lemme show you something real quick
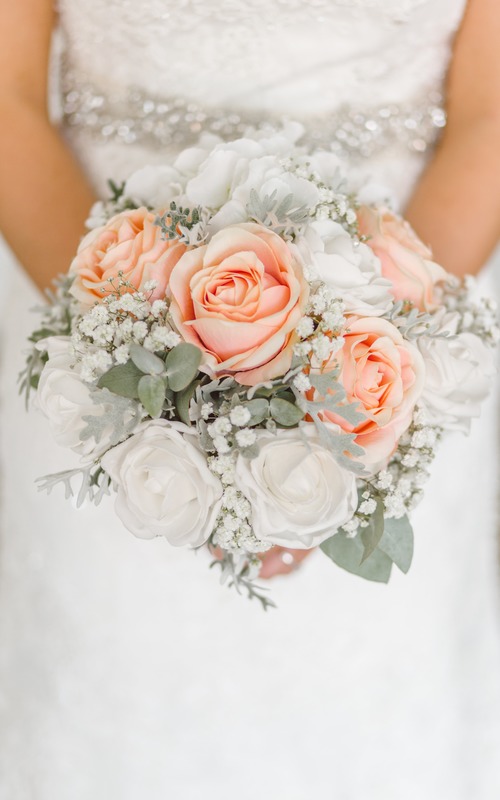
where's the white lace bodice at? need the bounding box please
[58,0,466,111]
[56,0,467,167]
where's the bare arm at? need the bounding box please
[405,0,500,276]
[0,0,96,293]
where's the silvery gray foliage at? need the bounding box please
[311,416,366,475]
[20,275,77,405]
[154,202,209,245]
[210,550,276,611]
[36,465,111,507]
[81,388,143,448]
[246,188,310,235]
[384,302,452,340]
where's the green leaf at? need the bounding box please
[378,515,414,574]
[129,342,165,375]
[360,498,385,563]
[243,398,269,426]
[138,374,167,418]
[174,379,201,426]
[320,532,393,583]
[269,397,304,427]
[165,343,202,392]
[97,360,143,399]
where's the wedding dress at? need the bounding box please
[1,1,500,798]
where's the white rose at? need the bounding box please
[124,165,184,208]
[101,420,223,546]
[36,336,117,457]
[234,424,358,549]
[299,219,393,316]
[417,313,496,433]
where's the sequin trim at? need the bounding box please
[61,79,446,157]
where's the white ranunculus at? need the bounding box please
[305,150,344,187]
[184,129,306,214]
[101,420,223,546]
[36,336,115,457]
[234,424,358,549]
[417,313,496,433]
[124,165,185,208]
[299,219,393,316]
[185,138,265,208]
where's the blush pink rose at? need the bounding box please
[70,208,186,306]
[318,316,425,468]
[357,206,447,311]
[168,223,309,386]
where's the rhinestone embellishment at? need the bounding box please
[61,78,446,158]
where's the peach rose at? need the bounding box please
[319,317,425,468]
[70,208,186,306]
[168,223,309,386]
[357,206,447,311]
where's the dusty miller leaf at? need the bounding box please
[307,372,365,426]
[81,388,142,447]
[246,188,309,231]
[312,416,366,475]
[36,465,111,508]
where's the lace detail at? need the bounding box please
[61,76,446,157]
[57,0,467,118]
[115,0,433,28]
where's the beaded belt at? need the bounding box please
[61,77,446,158]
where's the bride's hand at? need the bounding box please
[258,546,314,579]
[210,545,314,579]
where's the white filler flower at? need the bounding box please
[101,420,223,546]
[234,424,358,549]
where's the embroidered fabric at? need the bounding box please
[57,0,465,115]
[61,76,446,157]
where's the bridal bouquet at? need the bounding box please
[23,125,498,607]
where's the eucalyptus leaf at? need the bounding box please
[269,397,304,427]
[97,360,143,399]
[238,443,260,460]
[243,398,269,426]
[165,343,202,392]
[320,532,393,583]
[378,515,414,574]
[138,374,166,418]
[175,379,201,426]
[129,342,165,375]
[360,498,385,563]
